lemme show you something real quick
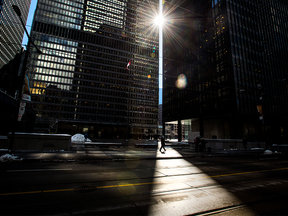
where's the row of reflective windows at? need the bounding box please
[31,90,157,108]
[33,107,158,124]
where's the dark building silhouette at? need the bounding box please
[27,0,159,139]
[0,0,31,135]
[163,0,288,142]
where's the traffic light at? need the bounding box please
[151,47,156,58]
[146,65,153,83]
[148,71,152,79]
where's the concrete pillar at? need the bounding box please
[178,119,182,142]
[200,115,204,137]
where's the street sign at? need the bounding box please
[22,94,31,101]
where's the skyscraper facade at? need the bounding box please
[28,0,159,139]
[0,0,31,69]
[163,0,288,142]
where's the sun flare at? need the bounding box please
[154,15,164,26]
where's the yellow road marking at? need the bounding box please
[43,189,74,193]
[0,191,43,196]
[1,167,287,196]
[97,184,119,189]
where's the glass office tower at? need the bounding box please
[163,0,288,142]
[28,0,159,139]
[226,0,288,141]
[0,0,31,69]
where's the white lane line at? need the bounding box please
[193,162,208,164]
[77,151,85,153]
[7,168,72,172]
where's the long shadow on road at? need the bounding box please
[1,144,288,215]
[0,146,160,215]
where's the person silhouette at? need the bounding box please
[194,136,200,152]
[160,136,166,152]
[84,133,88,142]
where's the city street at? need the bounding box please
[1,146,288,215]
[1,1,288,216]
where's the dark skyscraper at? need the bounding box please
[28,0,159,139]
[163,0,288,142]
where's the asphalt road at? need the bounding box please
[1,149,288,215]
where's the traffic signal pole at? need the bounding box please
[9,5,42,153]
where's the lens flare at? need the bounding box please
[175,74,187,89]
[154,15,164,26]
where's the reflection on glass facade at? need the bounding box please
[28,0,159,139]
[32,35,77,91]
[84,0,125,32]
[163,0,288,141]
[35,0,82,30]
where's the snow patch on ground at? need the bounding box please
[0,154,22,162]
[263,150,273,155]
[71,133,91,143]
[250,147,264,150]
[263,149,282,155]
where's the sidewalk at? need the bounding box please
[0,144,278,163]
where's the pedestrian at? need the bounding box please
[194,136,200,152]
[84,133,88,142]
[160,136,166,152]
[201,137,206,152]
[242,136,247,150]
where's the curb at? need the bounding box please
[1,149,286,163]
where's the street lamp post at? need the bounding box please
[8,5,42,153]
[157,0,164,136]
[11,5,42,55]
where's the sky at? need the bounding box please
[22,0,38,47]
